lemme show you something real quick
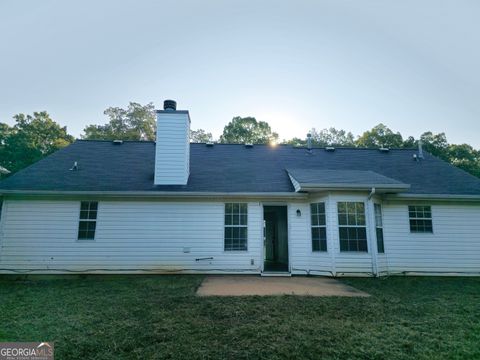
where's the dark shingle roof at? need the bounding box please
[1,140,480,195]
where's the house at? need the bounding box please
[1,100,480,276]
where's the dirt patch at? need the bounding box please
[196,275,370,297]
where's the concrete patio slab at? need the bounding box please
[196,275,369,297]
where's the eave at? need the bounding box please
[385,193,480,202]
[0,190,308,200]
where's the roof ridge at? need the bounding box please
[73,140,419,151]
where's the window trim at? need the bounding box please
[374,203,385,253]
[310,202,328,252]
[337,201,368,253]
[223,203,248,252]
[77,201,98,241]
[0,200,4,229]
[408,205,433,234]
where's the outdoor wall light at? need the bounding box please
[296,209,301,217]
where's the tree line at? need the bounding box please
[1,102,479,178]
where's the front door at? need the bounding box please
[263,206,288,272]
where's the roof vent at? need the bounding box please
[206,142,214,147]
[325,147,335,152]
[69,161,78,171]
[245,143,253,148]
[163,99,177,111]
[113,139,123,145]
[306,133,312,150]
[379,147,389,152]
[418,140,424,159]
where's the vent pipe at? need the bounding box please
[69,161,78,171]
[418,140,424,159]
[307,133,312,150]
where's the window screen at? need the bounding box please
[338,202,367,252]
[374,204,385,253]
[78,201,98,240]
[224,203,248,251]
[408,205,433,233]
[311,203,327,251]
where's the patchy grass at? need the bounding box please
[0,275,479,359]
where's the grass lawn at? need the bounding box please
[0,275,479,359]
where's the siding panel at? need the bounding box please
[383,203,480,274]
[0,200,262,274]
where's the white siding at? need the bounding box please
[154,111,190,185]
[289,202,332,276]
[2,197,480,276]
[382,202,480,274]
[0,200,262,274]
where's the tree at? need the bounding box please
[0,112,74,173]
[356,124,404,148]
[418,131,449,160]
[190,129,213,143]
[219,117,279,144]
[447,144,480,178]
[83,102,156,141]
[0,123,12,147]
[285,127,355,147]
[311,127,355,147]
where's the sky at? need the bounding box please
[1,0,479,146]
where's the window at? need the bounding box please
[224,203,248,251]
[311,203,327,251]
[374,204,385,253]
[338,202,367,252]
[409,205,432,233]
[78,201,98,240]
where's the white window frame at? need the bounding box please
[337,201,368,253]
[408,205,433,233]
[374,203,385,253]
[310,202,327,252]
[77,201,98,241]
[224,203,248,251]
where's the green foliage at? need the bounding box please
[445,143,480,178]
[418,131,449,159]
[356,123,404,148]
[0,112,74,174]
[190,129,213,143]
[313,127,356,147]
[82,102,156,141]
[287,127,355,147]
[220,116,279,144]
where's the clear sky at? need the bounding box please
[1,0,479,146]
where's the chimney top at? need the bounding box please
[163,99,177,111]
